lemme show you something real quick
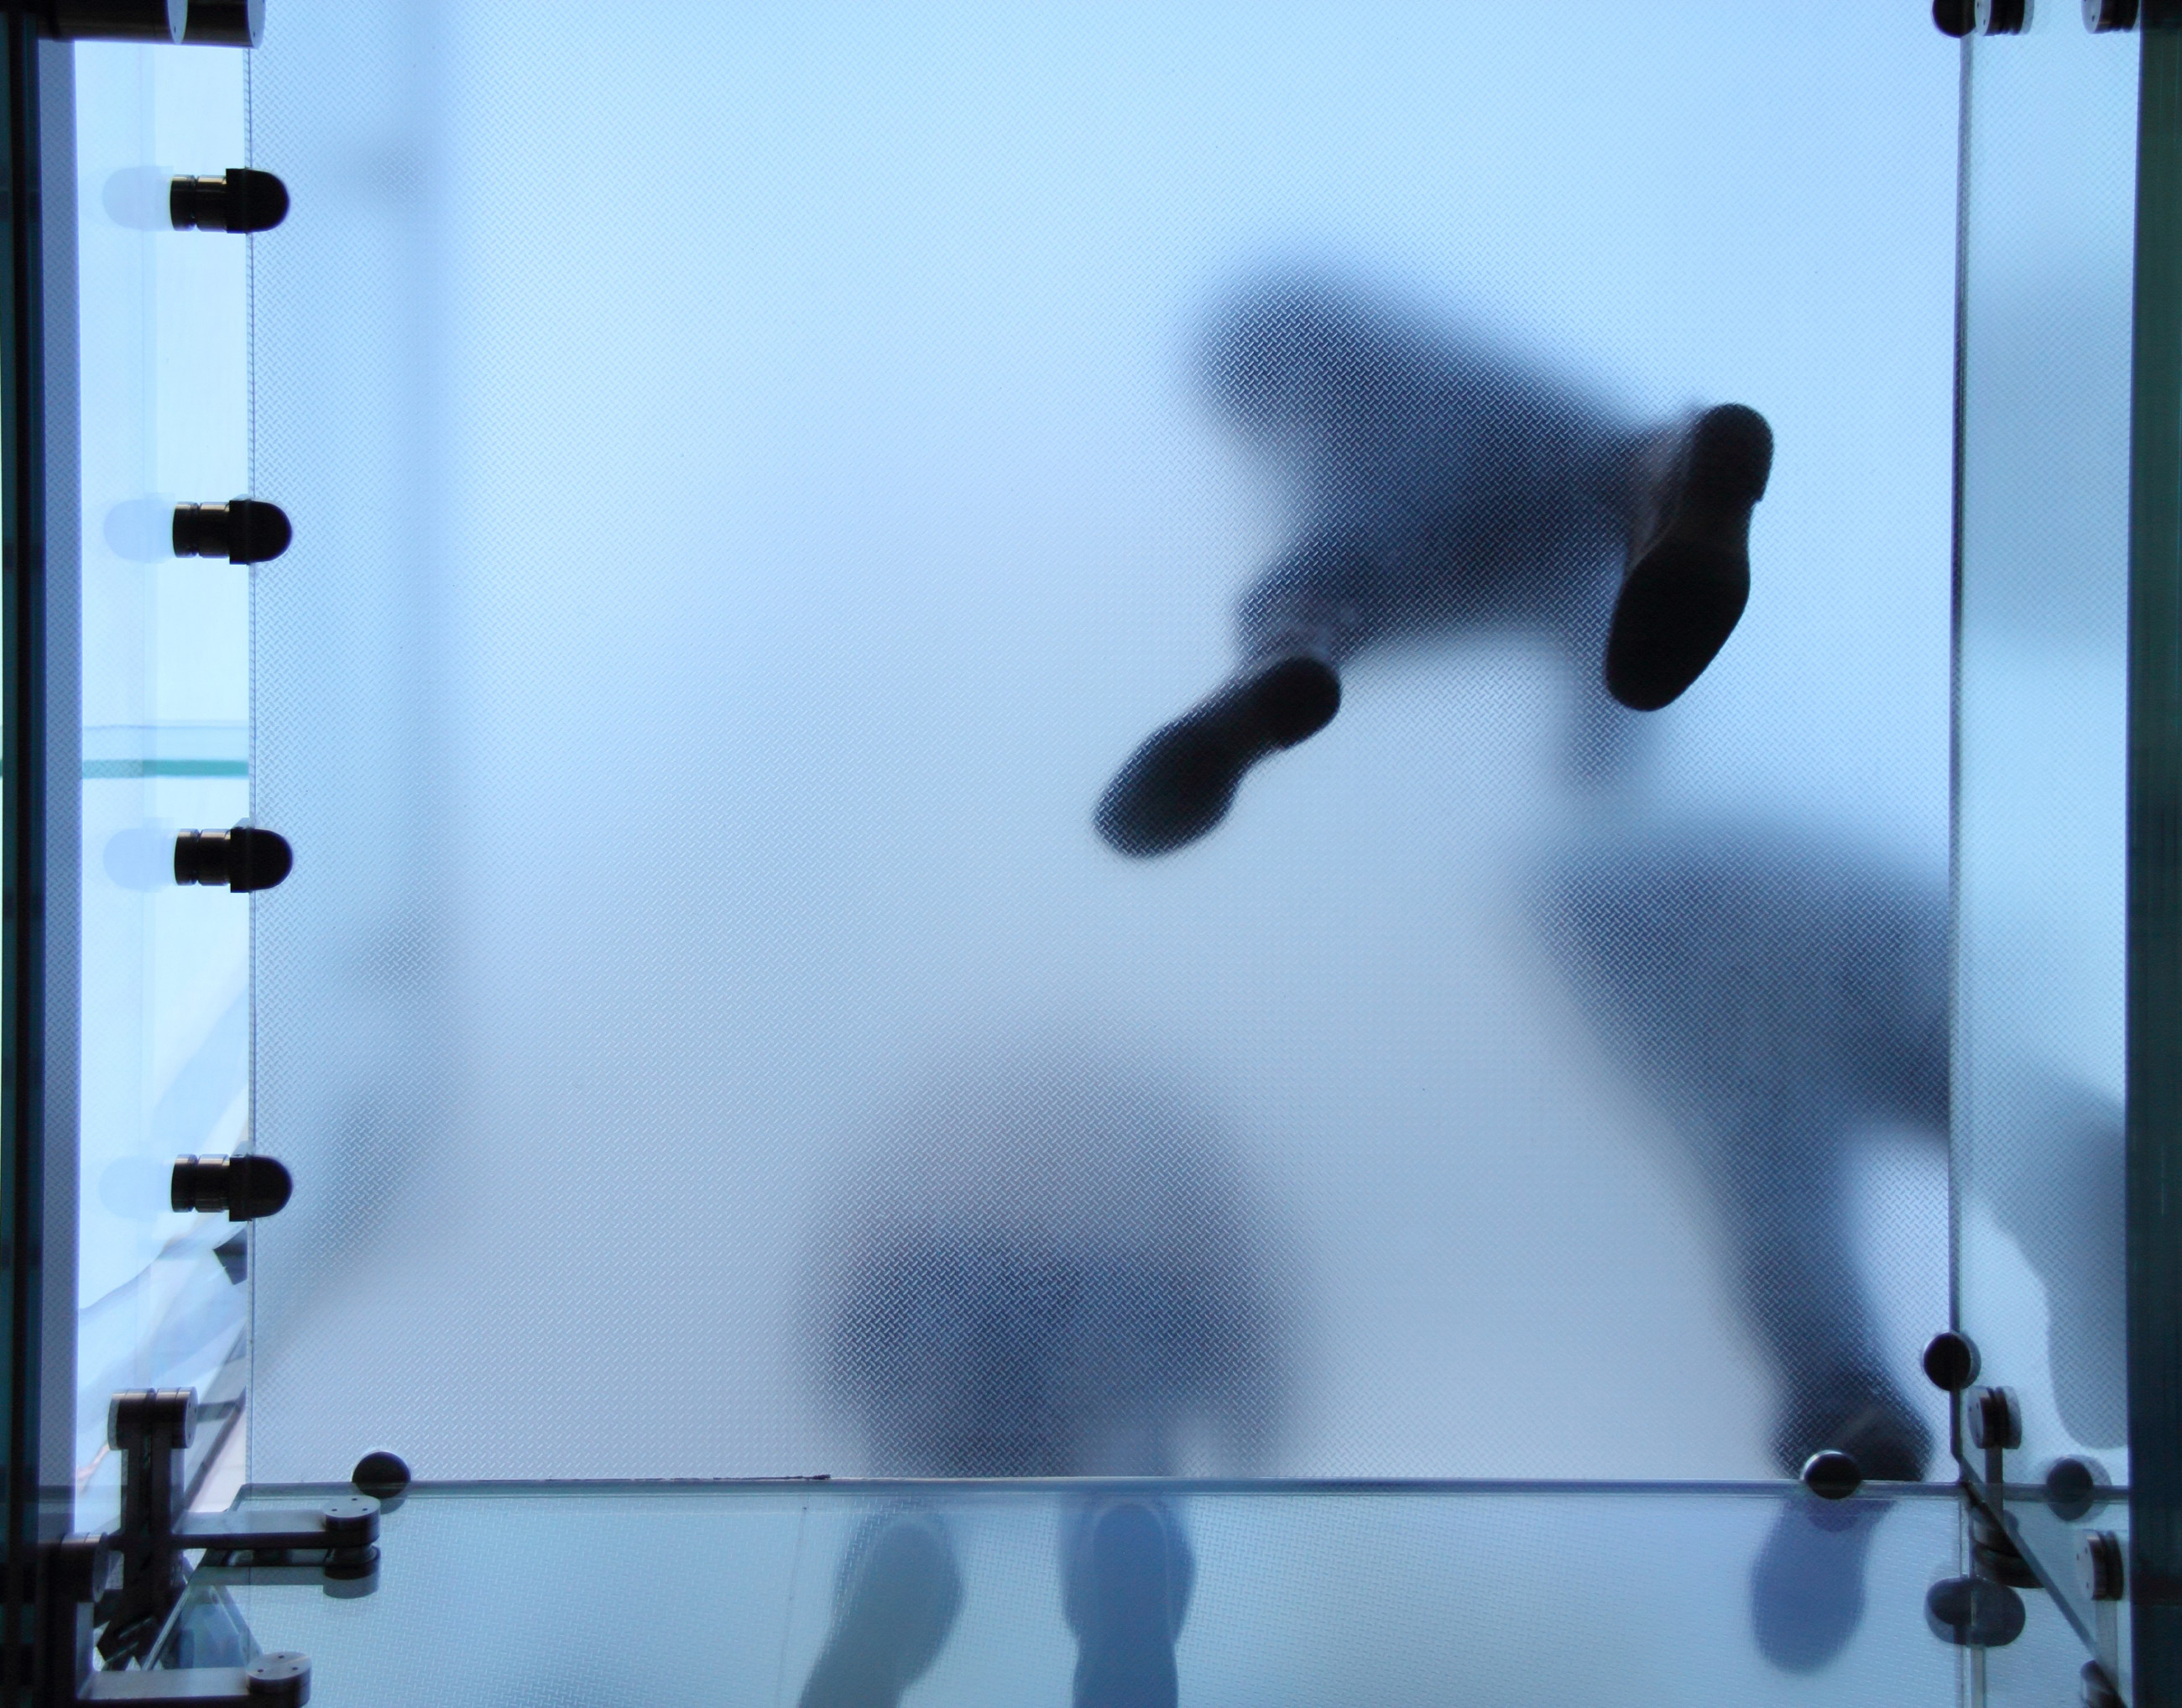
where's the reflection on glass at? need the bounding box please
[247,0,1994,1681]
[197,1481,1965,1708]
[73,40,252,1527]
[1955,18,2137,1486]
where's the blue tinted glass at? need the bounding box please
[1954,13,2136,1501]
[249,2,1963,1499]
[72,39,252,1529]
[199,1481,1967,1707]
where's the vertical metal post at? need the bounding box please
[1,13,51,1708]
[0,17,76,1705]
[2129,22,2182,1707]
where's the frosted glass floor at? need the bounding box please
[177,1479,2012,1707]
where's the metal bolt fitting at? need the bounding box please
[2079,1531,2126,1601]
[1967,1386,2023,1450]
[244,1652,311,1705]
[1800,1449,1865,1500]
[1924,1329,1981,1392]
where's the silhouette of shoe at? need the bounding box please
[1605,403,1772,711]
[1751,1495,1887,1674]
[1063,1501,1193,1708]
[1096,656,1340,856]
[1751,1392,1930,1674]
[799,1512,963,1708]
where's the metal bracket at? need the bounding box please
[44,1536,311,1707]
[39,1390,378,1705]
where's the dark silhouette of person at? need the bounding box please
[1095,273,1772,857]
[798,1057,1287,1708]
[1088,273,2125,1671]
[1543,822,2122,1669]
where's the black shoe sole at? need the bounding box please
[1604,403,1772,712]
[1095,656,1340,857]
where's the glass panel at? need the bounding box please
[1998,1477,2132,1703]
[179,1481,1968,1707]
[1953,13,2138,1500]
[72,40,252,1530]
[251,7,1965,1515]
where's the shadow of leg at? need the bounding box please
[799,1511,964,1708]
[1751,1496,1892,1674]
[1062,1500,1195,1708]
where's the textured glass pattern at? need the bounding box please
[197,1481,1967,1708]
[250,1,1965,1575]
[1954,18,2137,1494]
[72,42,252,1530]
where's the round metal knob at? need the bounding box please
[1967,1386,2023,1450]
[1924,1330,1981,1392]
[245,1652,310,1705]
[1800,1449,1865,1500]
[2079,1532,2126,1602]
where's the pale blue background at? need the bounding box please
[248,0,1968,1484]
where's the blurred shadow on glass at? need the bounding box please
[801,1052,1288,1708]
[1091,271,2122,1672]
[1096,270,1770,857]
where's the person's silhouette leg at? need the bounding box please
[1095,656,1341,856]
[1965,1069,2127,1449]
[1094,392,1772,854]
[1061,1499,1195,1708]
[1539,835,1941,1670]
[799,1511,964,1708]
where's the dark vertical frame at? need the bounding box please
[0,13,52,1705]
[2132,25,2182,1708]
[0,17,74,1706]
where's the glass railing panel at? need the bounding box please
[72,36,252,1531]
[175,1481,1971,1707]
[1952,0,2137,1498]
[249,5,1967,1511]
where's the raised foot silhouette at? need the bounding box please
[1096,656,1340,857]
[1605,402,1773,712]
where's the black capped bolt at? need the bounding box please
[352,1449,412,1502]
[39,1,184,42]
[1967,1386,2023,1451]
[181,0,264,47]
[173,499,291,564]
[1924,1329,1981,1392]
[2086,0,2139,27]
[175,825,293,893]
[2044,1455,2110,1521]
[1800,1449,1865,1500]
[1936,0,1979,31]
[172,1153,293,1221]
[107,1387,196,1452]
[2079,1532,2126,1601]
[170,169,288,233]
[1985,0,2033,30]
[1926,1573,2028,1648]
[243,1652,310,1705]
[319,1496,380,1545]
[1971,1505,2044,1588]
